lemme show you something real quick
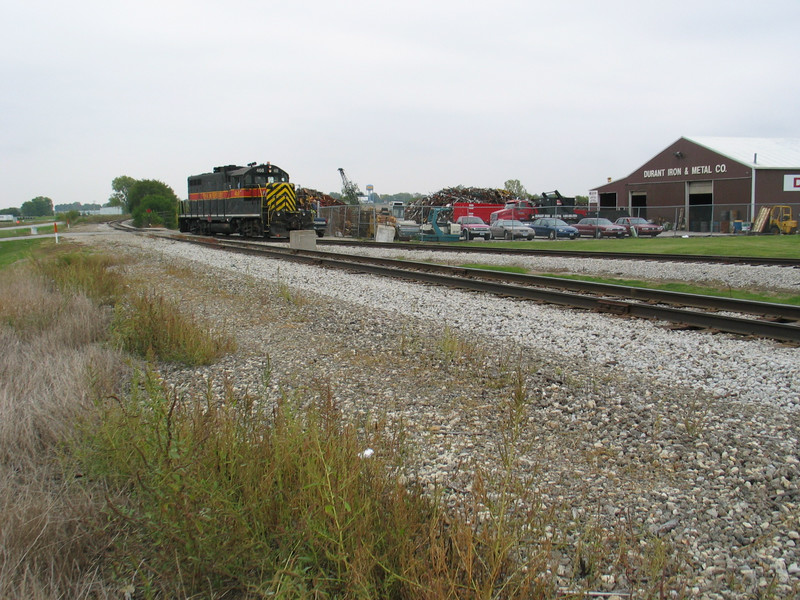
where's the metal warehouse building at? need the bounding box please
[589,137,800,233]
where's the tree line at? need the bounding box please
[1,176,180,227]
[0,196,55,218]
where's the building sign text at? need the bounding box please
[643,163,728,179]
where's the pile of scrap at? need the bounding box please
[297,188,343,209]
[406,187,514,222]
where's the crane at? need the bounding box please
[338,168,363,205]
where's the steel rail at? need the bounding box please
[313,238,800,268]
[210,238,800,320]
[178,236,800,343]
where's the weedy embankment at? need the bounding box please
[1,240,684,599]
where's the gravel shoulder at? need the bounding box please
[80,229,800,599]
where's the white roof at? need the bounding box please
[685,136,800,169]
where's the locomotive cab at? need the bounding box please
[229,163,291,189]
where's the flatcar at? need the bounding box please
[179,163,314,238]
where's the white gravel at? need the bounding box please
[318,244,800,408]
[325,243,800,294]
[176,240,800,411]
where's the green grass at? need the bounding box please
[0,224,55,239]
[0,239,45,268]
[444,234,800,258]
[460,263,800,305]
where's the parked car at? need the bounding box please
[489,219,535,240]
[313,217,328,237]
[574,218,627,238]
[614,216,664,237]
[456,215,492,240]
[529,217,579,240]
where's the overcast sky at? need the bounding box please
[2,0,798,210]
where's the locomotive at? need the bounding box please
[178,163,315,238]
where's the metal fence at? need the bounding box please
[318,205,405,238]
[599,202,800,233]
[318,202,800,237]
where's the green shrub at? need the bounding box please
[131,195,177,229]
[112,291,235,365]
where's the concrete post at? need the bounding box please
[289,230,317,250]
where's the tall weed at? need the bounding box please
[112,291,235,365]
[75,367,562,599]
[33,247,124,305]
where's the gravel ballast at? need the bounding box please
[83,229,799,599]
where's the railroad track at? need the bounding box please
[315,238,800,268]
[137,230,800,344]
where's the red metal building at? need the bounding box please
[590,137,800,232]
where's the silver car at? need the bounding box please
[489,219,535,240]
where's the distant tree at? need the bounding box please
[109,175,138,210]
[503,179,529,200]
[0,207,20,216]
[127,180,179,215]
[21,196,54,217]
[575,195,589,206]
[55,202,103,213]
[132,194,178,229]
[54,202,82,213]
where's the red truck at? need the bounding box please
[454,191,587,225]
[488,200,542,224]
[491,193,588,224]
[452,202,506,224]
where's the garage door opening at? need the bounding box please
[688,181,713,232]
[599,192,617,209]
[631,194,647,219]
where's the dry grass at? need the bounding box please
[0,260,128,599]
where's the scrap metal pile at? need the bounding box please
[297,188,344,209]
[406,186,514,222]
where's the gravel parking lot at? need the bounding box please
[82,228,800,599]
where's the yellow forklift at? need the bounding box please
[754,205,798,234]
[767,205,798,234]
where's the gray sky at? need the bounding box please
[2,0,798,210]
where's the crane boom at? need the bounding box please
[338,168,363,204]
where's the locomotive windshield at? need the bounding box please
[251,164,289,185]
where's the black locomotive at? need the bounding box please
[178,163,315,238]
